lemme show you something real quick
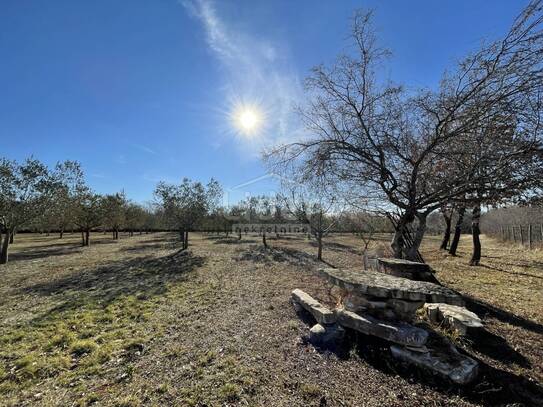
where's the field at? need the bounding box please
[0,232,542,406]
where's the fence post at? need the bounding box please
[501,225,505,240]
[519,225,524,245]
[512,225,516,242]
[528,224,532,249]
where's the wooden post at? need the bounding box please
[512,225,516,242]
[519,225,524,245]
[528,224,533,249]
[501,225,505,240]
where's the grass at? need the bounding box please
[0,231,541,406]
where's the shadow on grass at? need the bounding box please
[464,296,543,335]
[309,240,363,256]
[478,263,543,280]
[20,249,205,322]
[9,245,83,261]
[234,244,338,268]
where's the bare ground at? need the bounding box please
[0,231,541,406]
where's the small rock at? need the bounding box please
[309,323,345,346]
[424,303,483,335]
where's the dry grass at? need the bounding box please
[0,231,541,406]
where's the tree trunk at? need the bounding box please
[449,206,466,256]
[440,212,452,250]
[60,228,64,239]
[1,230,11,264]
[81,230,85,246]
[470,205,481,266]
[317,234,323,260]
[391,211,415,259]
[238,230,242,240]
[84,230,90,246]
[9,231,14,244]
[262,231,267,248]
[406,213,427,261]
[184,231,189,250]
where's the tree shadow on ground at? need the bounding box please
[464,295,543,335]
[478,263,543,280]
[233,244,337,268]
[19,250,205,323]
[465,329,531,367]
[308,240,363,256]
[10,245,83,261]
[213,238,259,245]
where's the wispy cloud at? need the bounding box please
[131,143,159,156]
[181,0,306,156]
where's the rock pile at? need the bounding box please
[291,260,484,385]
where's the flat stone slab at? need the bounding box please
[391,344,479,385]
[291,289,336,324]
[424,303,483,335]
[336,309,428,347]
[320,268,463,305]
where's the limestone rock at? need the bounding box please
[424,303,483,335]
[390,344,479,385]
[320,268,463,306]
[336,309,428,347]
[309,323,345,346]
[291,289,336,324]
[387,299,425,319]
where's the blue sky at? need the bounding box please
[0,0,524,204]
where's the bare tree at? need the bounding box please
[267,4,543,260]
[280,175,339,261]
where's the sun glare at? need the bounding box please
[232,105,263,136]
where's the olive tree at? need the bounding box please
[0,157,52,264]
[154,178,222,249]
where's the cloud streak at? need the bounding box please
[182,0,305,156]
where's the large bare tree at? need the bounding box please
[268,3,543,260]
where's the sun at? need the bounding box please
[232,105,264,136]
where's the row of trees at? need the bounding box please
[267,2,543,265]
[0,158,162,264]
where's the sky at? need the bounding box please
[0,0,526,204]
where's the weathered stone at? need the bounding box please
[376,258,440,283]
[336,309,428,347]
[424,303,483,335]
[390,344,479,385]
[320,268,463,306]
[309,323,345,346]
[291,289,336,324]
[387,299,425,317]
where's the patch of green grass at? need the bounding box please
[70,339,98,356]
[219,383,241,402]
[197,350,216,367]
